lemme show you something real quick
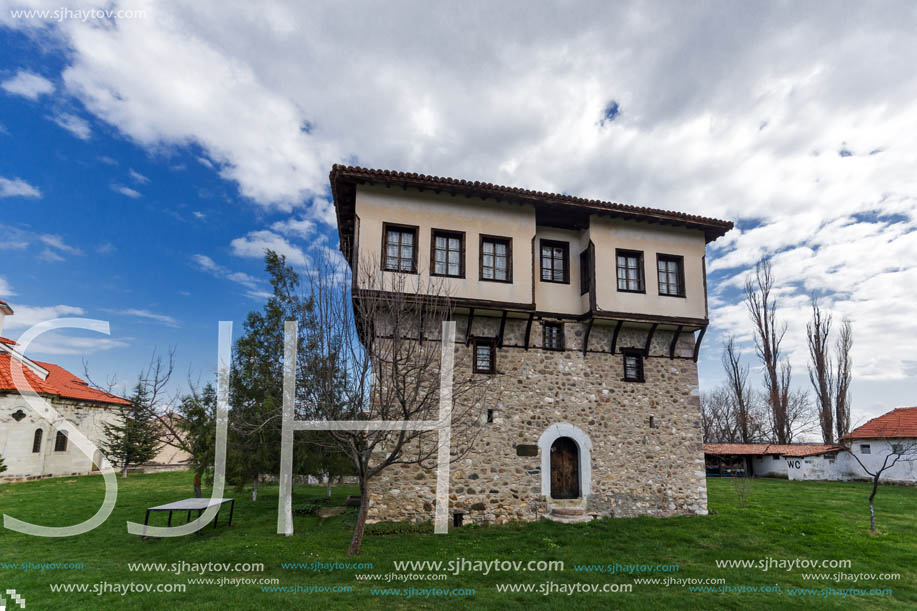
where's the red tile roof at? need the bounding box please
[0,337,18,346]
[704,443,844,457]
[841,407,917,440]
[0,353,130,406]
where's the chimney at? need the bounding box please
[0,299,12,338]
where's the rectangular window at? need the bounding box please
[579,249,591,295]
[616,250,644,292]
[772,455,781,461]
[657,254,685,297]
[32,429,43,453]
[473,338,496,374]
[54,431,68,452]
[860,444,871,454]
[480,235,512,282]
[622,351,644,382]
[431,229,464,277]
[543,322,564,350]
[540,240,569,284]
[382,223,418,273]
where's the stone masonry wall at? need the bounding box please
[366,314,708,525]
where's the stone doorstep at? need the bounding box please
[550,507,586,517]
[542,511,594,524]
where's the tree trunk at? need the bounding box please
[869,476,879,533]
[326,473,332,498]
[121,463,129,479]
[347,483,370,556]
[193,473,202,498]
[252,478,258,502]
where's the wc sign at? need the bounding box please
[1,588,26,610]
[786,459,801,469]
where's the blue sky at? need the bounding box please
[1,2,916,433]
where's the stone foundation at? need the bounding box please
[367,315,709,525]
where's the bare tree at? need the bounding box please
[700,387,736,443]
[722,336,755,442]
[844,434,917,533]
[834,318,853,440]
[303,251,493,555]
[744,258,793,444]
[783,386,817,443]
[807,298,834,443]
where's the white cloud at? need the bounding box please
[96,242,116,254]
[25,332,130,356]
[129,168,150,184]
[110,183,141,198]
[0,176,41,198]
[2,304,87,330]
[38,248,65,263]
[0,70,54,99]
[0,225,83,261]
[39,233,82,255]
[50,112,91,139]
[230,229,308,266]
[192,210,206,220]
[0,276,15,297]
[105,308,179,327]
[191,253,260,291]
[270,215,314,239]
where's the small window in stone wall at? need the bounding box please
[32,428,43,453]
[516,444,538,457]
[543,322,564,351]
[622,351,644,382]
[486,409,494,423]
[860,444,871,454]
[12,409,26,422]
[473,338,496,373]
[648,416,655,429]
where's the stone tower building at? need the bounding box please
[330,166,732,524]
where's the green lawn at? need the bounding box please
[0,472,914,609]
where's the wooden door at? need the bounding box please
[550,437,580,499]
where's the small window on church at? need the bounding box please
[32,429,43,453]
[54,431,68,452]
[487,409,494,423]
[12,409,26,422]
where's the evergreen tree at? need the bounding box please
[177,382,217,497]
[101,378,162,478]
[0,451,7,474]
[229,250,353,501]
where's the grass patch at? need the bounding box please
[0,472,914,609]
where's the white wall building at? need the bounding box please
[0,300,129,483]
[706,408,917,484]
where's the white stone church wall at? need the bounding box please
[0,394,119,482]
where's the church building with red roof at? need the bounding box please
[0,300,129,482]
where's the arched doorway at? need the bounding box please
[538,423,592,501]
[550,437,580,499]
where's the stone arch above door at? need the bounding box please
[538,423,592,499]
